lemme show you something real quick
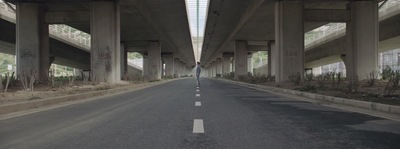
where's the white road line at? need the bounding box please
[196,94,200,97]
[196,89,200,92]
[196,86,199,89]
[195,101,201,106]
[193,119,204,133]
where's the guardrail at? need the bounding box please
[0,1,91,48]
[304,0,400,47]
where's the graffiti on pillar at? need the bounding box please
[94,45,112,72]
[20,49,36,58]
[284,48,298,57]
[19,48,36,70]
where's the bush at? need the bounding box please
[366,71,378,87]
[223,72,235,80]
[289,72,302,85]
[383,70,400,96]
[382,66,393,80]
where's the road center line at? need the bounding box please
[195,101,201,106]
[196,89,200,92]
[196,94,200,97]
[193,119,204,133]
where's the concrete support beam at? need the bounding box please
[146,42,161,81]
[163,54,174,77]
[305,9,350,22]
[270,41,277,76]
[16,3,49,82]
[346,1,378,81]
[234,41,248,78]
[222,53,232,75]
[120,43,127,79]
[174,58,181,78]
[90,1,120,83]
[142,53,148,76]
[216,58,222,76]
[275,0,304,82]
[45,11,90,24]
[212,62,216,77]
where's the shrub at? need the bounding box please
[381,66,393,80]
[366,71,378,87]
[383,70,400,96]
[289,72,302,85]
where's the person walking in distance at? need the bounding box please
[196,62,201,86]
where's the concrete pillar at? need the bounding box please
[16,3,49,82]
[163,54,174,77]
[213,62,217,77]
[270,42,277,76]
[142,53,148,76]
[174,58,181,77]
[346,1,378,81]
[231,57,235,72]
[267,42,272,76]
[147,42,161,80]
[275,0,304,82]
[216,58,222,77]
[234,41,248,78]
[90,1,120,83]
[247,53,253,74]
[222,53,232,75]
[120,43,127,79]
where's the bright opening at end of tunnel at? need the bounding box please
[186,0,209,63]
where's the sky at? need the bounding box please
[186,0,208,62]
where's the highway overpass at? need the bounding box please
[200,0,398,82]
[2,0,195,83]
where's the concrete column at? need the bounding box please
[267,42,271,76]
[270,42,277,76]
[216,58,222,77]
[90,1,120,83]
[174,58,181,77]
[231,58,235,72]
[142,53,148,76]
[163,54,174,77]
[234,41,248,78]
[147,42,161,80]
[16,3,49,82]
[346,1,378,81]
[222,53,232,75]
[210,62,214,77]
[247,53,253,74]
[275,0,304,82]
[120,43,127,79]
[213,62,217,77]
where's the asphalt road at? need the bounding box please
[1,78,400,149]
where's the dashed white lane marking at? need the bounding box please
[193,119,204,133]
[195,102,201,106]
[196,89,200,92]
[196,86,199,89]
[196,94,200,97]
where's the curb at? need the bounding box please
[217,78,400,116]
[0,78,181,116]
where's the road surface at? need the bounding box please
[1,78,399,149]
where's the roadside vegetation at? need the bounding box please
[221,69,400,106]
